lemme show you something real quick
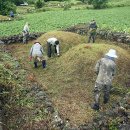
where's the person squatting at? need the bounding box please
[47,37,60,57]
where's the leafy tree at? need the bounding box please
[35,0,44,8]
[91,0,108,9]
[11,0,24,6]
[27,0,36,4]
[0,0,16,15]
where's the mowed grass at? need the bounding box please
[8,31,130,126]
[0,6,130,37]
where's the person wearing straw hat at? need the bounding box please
[92,49,118,110]
[29,41,46,68]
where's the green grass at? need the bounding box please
[108,0,130,7]
[17,5,35,14]
[0,6,130,37]
[8,31,130,126]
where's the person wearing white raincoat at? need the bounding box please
[30,42,46,68]
[47,37,60,57]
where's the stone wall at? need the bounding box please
[0,32,44,44]
[64,23,130,44]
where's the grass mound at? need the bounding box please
[8,31,130,126]
[41,43,130,125]
[37,31,87,54]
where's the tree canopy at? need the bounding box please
[91,0,108,9]
[0,0,16,15]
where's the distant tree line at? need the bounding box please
[0,0,16,15]
[81,0,108,9]
[0,0,108,15]
[0,0,38,15]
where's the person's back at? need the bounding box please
[47,37,60,57]
[30,42,45,68]
[92,49,117,110]
[96,57,116,85]
[31,43,43,57]
[10,11,14,18]
[47,38,57,46]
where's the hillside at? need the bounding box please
[8,31,130,126]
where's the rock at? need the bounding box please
[119,124,130,130]
[64,23,130,45]
[0,40,4,44]
[36,91,46,97]
[0,32,44,44]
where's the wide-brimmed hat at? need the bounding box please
[34,41,41,45]
[105,49,118,58]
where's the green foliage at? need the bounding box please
[26,0,36,4]
[107,0,130,7]
[0,51,47,129]
[91,0,108,9]
[0,7,130,36]
[35,0,44,8]
[0,0,16,15]
[63,2,71,10]
[109,119,119,130]
[11,0,24,5]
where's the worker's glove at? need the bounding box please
[29,56,32,61]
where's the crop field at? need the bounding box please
[0,6,130,37]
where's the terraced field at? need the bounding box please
[0,6,130,37]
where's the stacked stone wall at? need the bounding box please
[64,23,130,45]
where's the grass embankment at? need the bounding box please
[0,46,51,129]
[0,6,130,37]
[9,31,130,126]
[0,15,10,21]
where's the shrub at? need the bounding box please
[11,0,24,6]
[63,2,71,10]
[35,0,44,9]
[109,119,119,130]
[89,0,108,9]
[0,1,16,15]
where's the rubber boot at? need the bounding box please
[47,42,51,57]
[42,60,46,68]
[92,103,100,111]
[34,62,38,68]
[103,97,109,104]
